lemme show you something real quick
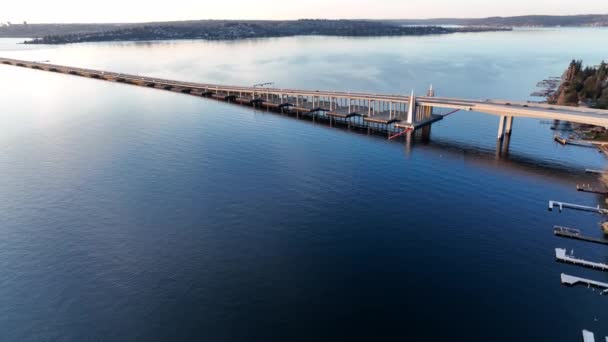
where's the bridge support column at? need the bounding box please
[497,115,506,140]
[505,116,514,136]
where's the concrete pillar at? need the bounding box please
[368,100,372,116]
[505,116,514,135]
[497,115,506,140]
[348,99,351,114]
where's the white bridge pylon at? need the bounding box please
[407,89,416,124]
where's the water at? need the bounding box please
[0,28,607,341]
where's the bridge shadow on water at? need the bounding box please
[254,106,601,185]
[404,133,601,185]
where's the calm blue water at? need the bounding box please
[1,28,607,341]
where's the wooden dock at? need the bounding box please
[561,274,608,295]
[548,200,608,215]
[555,248,608,272]
[553,226,608,245]
[577,184,608,195]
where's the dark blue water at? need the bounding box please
[1,29,607,341]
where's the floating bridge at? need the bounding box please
[3,57,608,140]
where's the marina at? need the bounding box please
[553,226,608,245]
[555,248,608,272]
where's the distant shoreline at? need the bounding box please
[18,20,512,45]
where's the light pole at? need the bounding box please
[253,82,274,101]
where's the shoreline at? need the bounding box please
[22,28,513,45]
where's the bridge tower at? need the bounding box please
[407,86,435,127]
[406,90,416,125]
[426,84,435,97]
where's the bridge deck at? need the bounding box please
[3,57,608,127]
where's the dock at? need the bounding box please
[554,135,596,147]
[561,274,608,294]
[553,226,608,245]
[583,330,595,342]
[555,248,608,272]
[577,184,608,195]
[548,200,608,215]
[586,169,608,175]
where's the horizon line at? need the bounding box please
[2,13,608,26]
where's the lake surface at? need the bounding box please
[1,28,607,341]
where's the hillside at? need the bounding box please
[20,20,510,44]
[1,14,605,39]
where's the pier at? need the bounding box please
[3,57,608,143]
[548,200,608,215]
[555,248,608,272]
[561,274,608,294]
[554,226,608,245]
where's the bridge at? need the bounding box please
[3,56,608,141]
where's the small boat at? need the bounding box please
[602,222,608,235]
[554,135,567,145]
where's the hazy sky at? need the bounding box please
[2,0,607,23]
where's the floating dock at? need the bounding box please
[548,201,608,215]
[561,274,608,295]
[555,248,608,272]
[553,226,608,245]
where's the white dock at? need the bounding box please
[548,200,608,215]
[583,330,595,342]
[556,249,608,272]
[561,274,608,294]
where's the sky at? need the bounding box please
[1,0,607,24]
